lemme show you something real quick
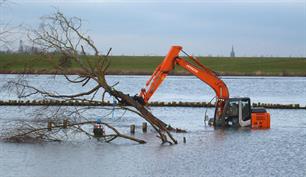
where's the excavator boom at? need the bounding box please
[142,46,229,101]
[139,46,229,121]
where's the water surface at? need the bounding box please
[0,75,305,177]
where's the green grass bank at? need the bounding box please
[0,53,305,76]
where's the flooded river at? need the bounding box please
[0,75,305,177]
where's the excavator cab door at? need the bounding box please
[222,98,251,127]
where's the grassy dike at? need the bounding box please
[0,53,305,76]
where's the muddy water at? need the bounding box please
[0,75,306,177]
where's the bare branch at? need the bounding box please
[1,119,146,144]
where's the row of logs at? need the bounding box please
[0,100,305,109]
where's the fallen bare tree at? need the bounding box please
[1,11,181,144]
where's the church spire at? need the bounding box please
[230,45,235,57]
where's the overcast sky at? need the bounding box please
[1,0,305,57]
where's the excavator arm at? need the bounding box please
[138,46,229,120]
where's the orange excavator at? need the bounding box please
[134,46,270,129]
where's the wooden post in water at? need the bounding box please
[142,122,147,133]
[63,119,68,129]
[47,121,52,131]
[183,137,186,144]
[130,124,135,134]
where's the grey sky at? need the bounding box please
[1,0,305,57]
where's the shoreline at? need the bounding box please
[0,70,306,77]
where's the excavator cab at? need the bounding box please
[216,97,270,129]
[220,98,252,128]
